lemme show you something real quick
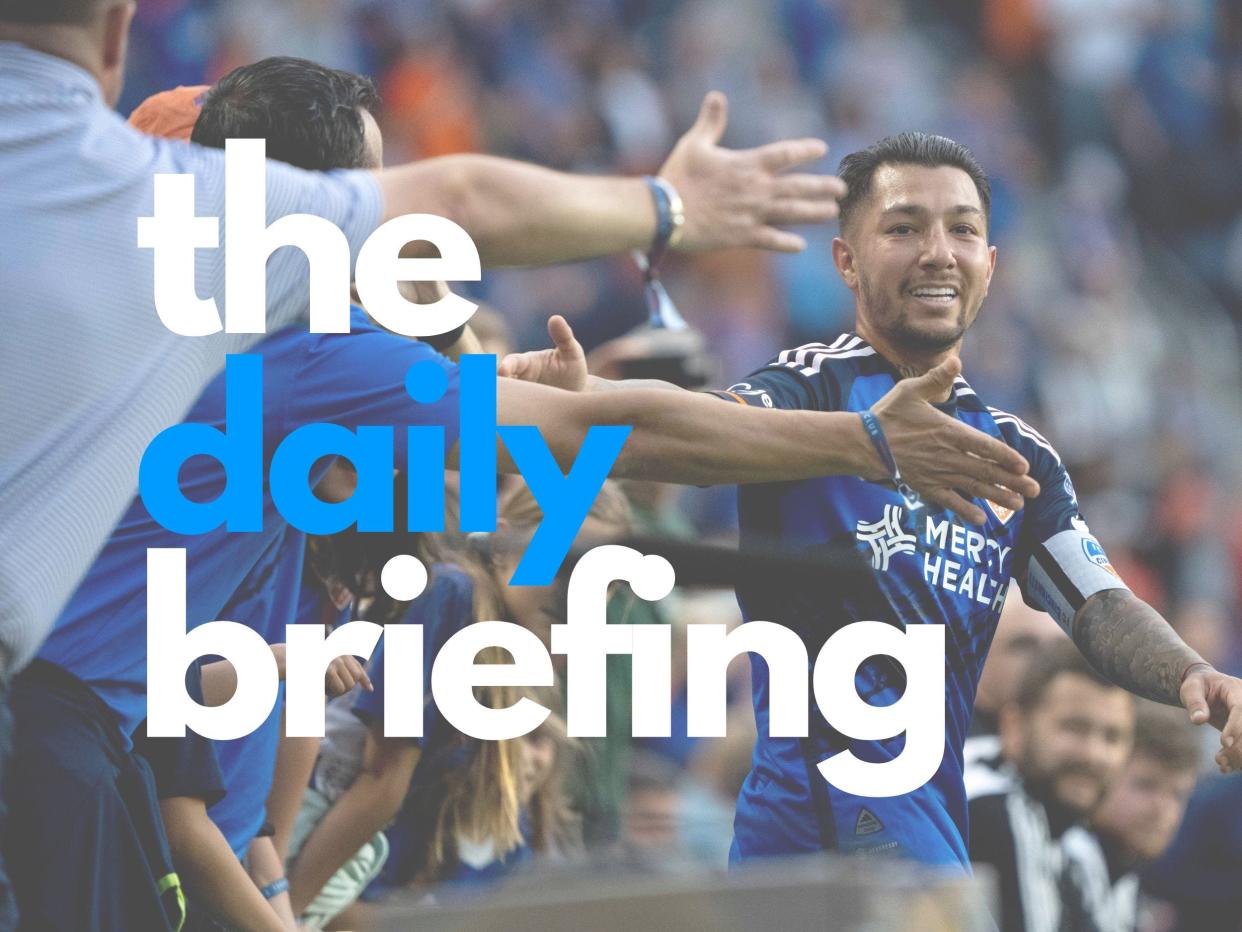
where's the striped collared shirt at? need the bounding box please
[0,42,382,672]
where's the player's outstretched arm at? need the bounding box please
[1070,589,1242,773]
[499,317,1040,524]
[374,92,845,266]
[493,373,1037,525]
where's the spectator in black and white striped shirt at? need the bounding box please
[969,640,1135,932]
[1062,701,1200,932]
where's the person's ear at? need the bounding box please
[832,236,860,291]
[99,2,136,107]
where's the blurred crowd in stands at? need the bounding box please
[115,1,1242,927]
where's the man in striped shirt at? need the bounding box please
[1062,702,1201,932]
[969,640,1135,932]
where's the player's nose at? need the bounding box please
[919,225,956,269]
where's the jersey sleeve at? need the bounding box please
[131,659,226,805]
[1008,426,1129,632]
[709,350,840,412]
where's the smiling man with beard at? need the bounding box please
[1063,701,1201,932]
[500,131,1242,877]
[969,639,1136,932]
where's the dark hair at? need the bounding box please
[0,0,101,25]
[836,132,991,235]
[192,56,380,171]
[1012,639,1120,712]
[304,470,450,625]
[1131,700,1200,773]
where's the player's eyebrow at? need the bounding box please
[879,204,985,218]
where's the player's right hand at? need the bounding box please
[498,315,589,392]
[871,357,1040,525]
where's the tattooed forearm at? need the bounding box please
[1070,589,1206,706]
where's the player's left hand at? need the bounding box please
[1179,664,1242,772]
[659,92,847,254]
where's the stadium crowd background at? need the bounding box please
[112,0,1242,924]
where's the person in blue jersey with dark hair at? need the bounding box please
[498,130,1242,874]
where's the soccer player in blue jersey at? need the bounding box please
[500,131,1242,871]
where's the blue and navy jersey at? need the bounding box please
[712,333,1127,869]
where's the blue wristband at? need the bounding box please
[641,176,685,265]
[259,877,289,900]
[644,175,673,257]
[858,410,923,511]
[637,176,689,331]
